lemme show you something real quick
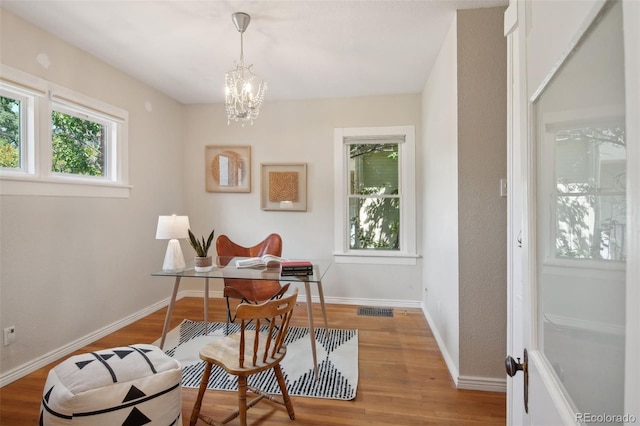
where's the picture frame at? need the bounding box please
[205,145,251,193]
[260,163,307,211]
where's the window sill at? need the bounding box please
[0,175,132,198]
[333,252,420,265]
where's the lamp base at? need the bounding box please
[162,239,186,272]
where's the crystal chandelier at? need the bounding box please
[225,12,267,126]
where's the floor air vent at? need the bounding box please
[357,307,393,317]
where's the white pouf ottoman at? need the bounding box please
[39,343,182,425]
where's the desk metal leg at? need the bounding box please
[303,281,318,379]
[317,280,330,339]
[204,277,209,335]
[159,276,181,350]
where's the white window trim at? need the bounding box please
[333,125,418,265]
[0,86,35,175]
[0,64,131,198]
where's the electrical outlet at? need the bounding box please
[3,326,16,346]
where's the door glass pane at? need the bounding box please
[535,1,626,420]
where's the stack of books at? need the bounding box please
[280,261,313,276]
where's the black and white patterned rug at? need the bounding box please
[155,320,358,400]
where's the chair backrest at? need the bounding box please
[215,233,285,302]
[216,233,282,260]
[236,288,298,368]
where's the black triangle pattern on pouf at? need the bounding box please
[113,349,135,359]
[122,407,152,426]
[75,360,94,370]
[123,385,146,402]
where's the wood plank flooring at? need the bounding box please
[0,298,506,425]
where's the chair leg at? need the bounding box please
[238,375,248,426]
[190,361,213,426]
[274,364,295,420]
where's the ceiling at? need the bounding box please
[1,0,508,105]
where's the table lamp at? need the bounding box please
[156,215,190,272]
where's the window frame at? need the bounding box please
[0,64,130,198]
[0,84,37,176]
[334,125,417,265]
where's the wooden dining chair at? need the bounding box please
[189,289,298,426]
[216,234,289,333]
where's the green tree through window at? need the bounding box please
[0,95,21,168]
[349,143,400,250]
[51,110,106,176]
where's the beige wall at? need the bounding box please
[181,97,423,303]
[422,6,507,385]
[422,14,460,376]
[0,9,185,379]
[457,6,508,380]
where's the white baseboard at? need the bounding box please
[457,375,507,393]
[422,303,506,393]
[422,303,461,386]
[0,297,170,387]
[322,296,422,309]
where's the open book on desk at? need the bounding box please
[235,255,288,269]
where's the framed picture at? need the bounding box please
[260,163,307,211]
[205,145,251,193]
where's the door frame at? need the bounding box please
[505,0,640,423]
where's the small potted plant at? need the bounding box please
[188,229,215,272]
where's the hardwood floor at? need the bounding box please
[0,298,506,425]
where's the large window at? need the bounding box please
[349,142,400,250]
[0,65,129,197]
[334,126,417,264]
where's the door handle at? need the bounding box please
[505,348,528,413]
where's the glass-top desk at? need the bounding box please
[152,257,331,378]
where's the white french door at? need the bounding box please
[505,0,639,424]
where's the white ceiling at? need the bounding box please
[1,0,508,104]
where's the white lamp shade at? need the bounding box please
[156,215,190,240]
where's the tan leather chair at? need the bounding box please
[216,234,289,333]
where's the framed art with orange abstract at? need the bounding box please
[260,163,307,211]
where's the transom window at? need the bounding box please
[0,64,129,197]
[0,92,25,171]
[334,126,417,265]
[51,106,110,178]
